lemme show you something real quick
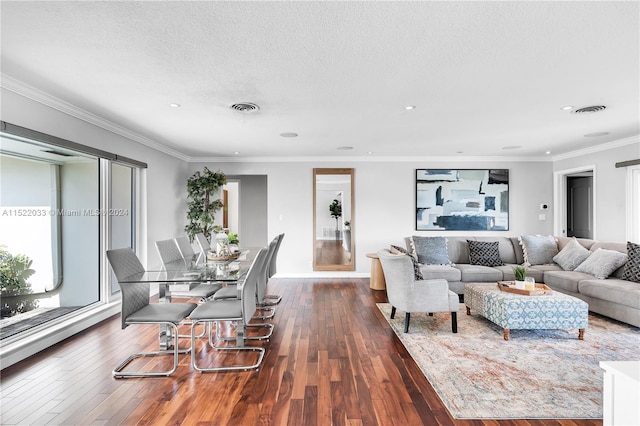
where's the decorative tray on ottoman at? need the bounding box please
[497,281,553,296]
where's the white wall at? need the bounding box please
[192,160,555,274]
[553,140,640,242]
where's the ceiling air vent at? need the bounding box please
[229,102,260,112]
[572,105,606,114]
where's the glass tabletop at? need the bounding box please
[119,249,255,283]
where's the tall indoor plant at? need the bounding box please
[329,198,342,240]
[184,167,227,241]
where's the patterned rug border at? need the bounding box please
[376,303,640,420]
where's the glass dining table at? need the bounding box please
[118,249,255,349]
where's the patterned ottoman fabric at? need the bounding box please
[465,283,589,340]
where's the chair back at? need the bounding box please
[258,238,278,301]
[155,239,183,265]
[195,233,211,254]
[377,249,417,311]
[268,233,284,278]
[241,247,269,324]
[175,235,196,261]
[106,248,150,329]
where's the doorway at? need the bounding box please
[554,166,596,239]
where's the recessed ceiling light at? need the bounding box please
[584,131,610,137]
[502,145,522,150]
[337,146,353,150]
[545,151,552,155]
[234,151,240,155]
[280,132,298,138]
[367,151,374,155]
[169,103,181,108]
[457,151,464,154]
[560,105,573,111]
[405,105,416,110]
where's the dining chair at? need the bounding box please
[155,239,221,301]
[263,233,284,304]
[175,235,197,262]
[195,233,211,261]
[212,237,277,320]
[106,248,197,378]
[190,246,272,372]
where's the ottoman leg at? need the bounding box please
[503,329,510,341]
[466,306,471,315]
[579,329,585,340]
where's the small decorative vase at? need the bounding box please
[515,280,526,290]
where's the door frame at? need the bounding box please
[553,165,597,239]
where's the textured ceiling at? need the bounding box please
[1,1,639,160]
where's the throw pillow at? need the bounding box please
[519,235,559,266]
[390,245,424,280]
[621,241,640,283]
[467,240,504,267]
[552,237,592,271]
[574,248,628,280]
[410,236,451,265]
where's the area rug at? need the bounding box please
[376,303,640,419]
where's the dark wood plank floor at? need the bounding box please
[0,278,601,425]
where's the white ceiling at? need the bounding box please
[1,1,638,160]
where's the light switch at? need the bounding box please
[539,213,546,221]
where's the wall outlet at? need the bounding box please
[539,213,546,221]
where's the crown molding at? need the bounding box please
[187,155,553,163]
[1,74,190,162]
[551,135,640,161]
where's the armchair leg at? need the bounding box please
[404,312,411,333]
[390,306,396,319]
[451,312,458,333]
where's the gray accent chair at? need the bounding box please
[195,232,211,263]
[189,246,271,372]
[264,233,284,304]
[106,248,197,378]
[378,249,459,333]
[155,239,221,301]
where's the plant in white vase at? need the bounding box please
[513,265,527,289]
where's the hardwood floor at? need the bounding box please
[315,241,350,266]
[0,278,601,425]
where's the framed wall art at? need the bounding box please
[416,169,509,231]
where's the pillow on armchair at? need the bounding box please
[519,235,559,266]
[390,245,424,280]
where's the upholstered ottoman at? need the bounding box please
[464,283,589,340]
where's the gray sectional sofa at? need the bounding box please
[401,236,639,328]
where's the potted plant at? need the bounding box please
[0,245,36,317]
[227,233,240,252]
[184,167,227,241]
[513,265,527,289]
[329,199,342,240]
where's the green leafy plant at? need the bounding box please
[329,199,342,231]
[513,265,528,281]
[184,167,227,241]
[227,233,239,245]
[0,245,35,296]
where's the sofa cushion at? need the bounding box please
[445,237,471,264]
[474,237,518,264]
[519,235,559,266]
[510,237,525,264]
[621,241,640,283]
[419,264,461,282]
[574,248,628,279]
[553,237,592,271]
[410,236,451,265]
[467,240,504,267]
[455,264,503,282]
[543,270,594,293]
[390,245,423,280]
[578,278,640,309]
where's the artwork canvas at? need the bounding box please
[416,169,509,231]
